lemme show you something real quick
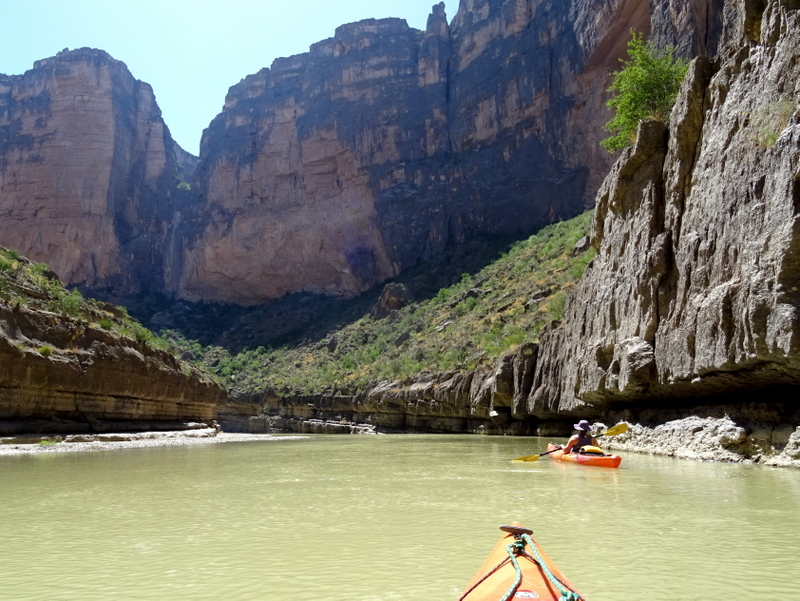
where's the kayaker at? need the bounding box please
[559,420,599,453]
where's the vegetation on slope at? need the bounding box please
[162,211,595,396]
[0,246,164,349]
[602,30,689,152]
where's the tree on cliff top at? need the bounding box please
[601,31,689,152]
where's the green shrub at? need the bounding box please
[38,345,53,357]
[570,248,596,280]
[501,326,525,348]
[547,291,568,322]
[31,263,50,275]
[58,289,85,317]
[601,31,689,152]
[433,288,451,304]
[751,100,796,148]
[340,355,358,371]
[130,323,154,345]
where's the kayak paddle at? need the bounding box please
[511,422,629,462]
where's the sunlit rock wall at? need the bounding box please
[0,302,225,435]
[178,0,715,305]
[0,48,187,297]
[1,2,730,307]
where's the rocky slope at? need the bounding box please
[221,0,800,467]
[0,248,225,436]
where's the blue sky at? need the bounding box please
[1,0,451,155]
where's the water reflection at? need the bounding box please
[1,434,799,600]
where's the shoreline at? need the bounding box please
[0,429,310,456]
[4,420,799,469]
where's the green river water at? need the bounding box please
[1,434,798,600]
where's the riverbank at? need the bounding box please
[4,415,799,469]
[0,429,309,455]
[598,413,800,469]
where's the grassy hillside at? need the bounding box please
[163,210,595,396]
[0,247,164,349]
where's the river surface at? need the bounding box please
[1,434,799,600]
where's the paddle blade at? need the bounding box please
[600,422,629,437]
[511,453,541,463]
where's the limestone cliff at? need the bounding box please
[0,304,223,435]
[1,2,732,307]
[0,48,188,298]
[529,0,800,417]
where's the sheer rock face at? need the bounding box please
[221,1,800,469]
[0,48,185,297]
[0,302,225,435]
[177,0,713,305]
[529,0,800,417]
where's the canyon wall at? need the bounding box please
[529,0,800,417]
[2,1,725,307]
[5,0,797,460]
[178,0,722,304]
[221,0,800,467]
[0,48,188,299]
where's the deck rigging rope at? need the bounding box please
[498,541,524,601]
[520,533,583,601]
[457,530,584,601]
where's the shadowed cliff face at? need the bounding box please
[530,0,800,416]
[0,48,187,298]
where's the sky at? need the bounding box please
[1,0,452,155]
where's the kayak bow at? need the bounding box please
[458,522,584,601]
[546,442,622,468]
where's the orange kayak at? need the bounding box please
[458,522,584,601]
[547,442,622,468]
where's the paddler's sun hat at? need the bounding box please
[574,420,592,431]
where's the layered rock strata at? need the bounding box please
[0,48,189,298]
[1,2,733,307]
[180,0,722,304]
[0,301,225,435]
[529,0,800,416]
